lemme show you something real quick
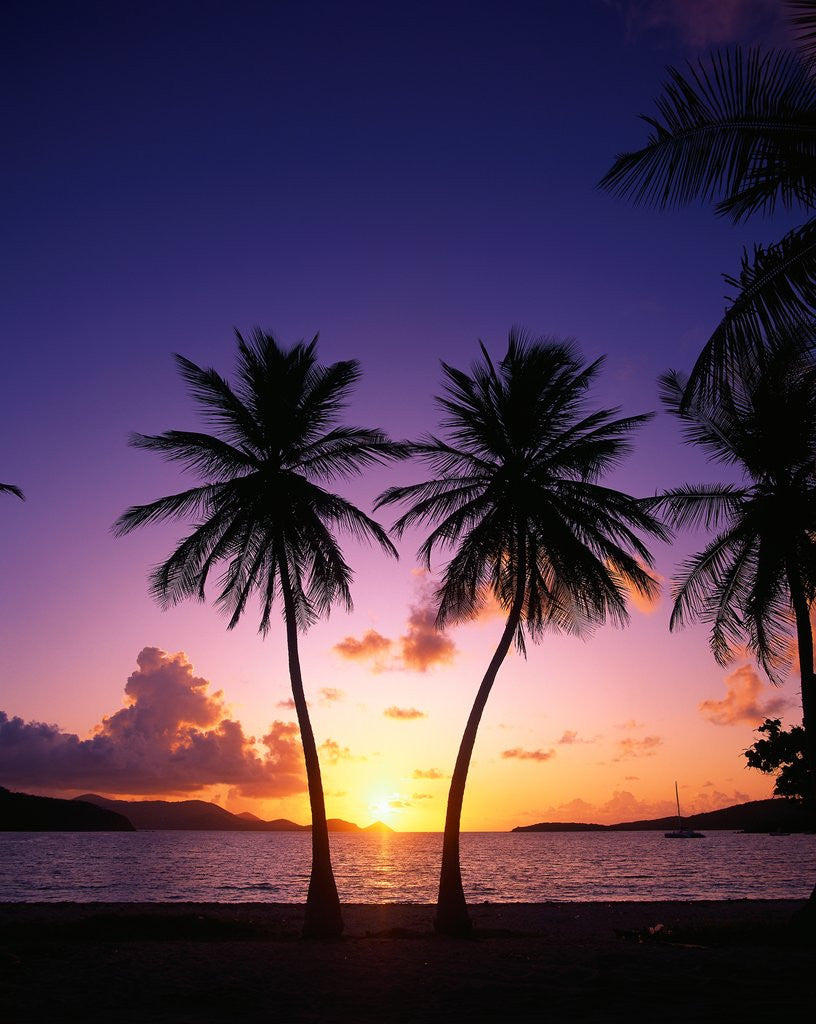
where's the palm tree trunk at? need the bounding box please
[788,564,816,827]
[279,560,343,939]
[435,568,526,938]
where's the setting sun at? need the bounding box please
[367,790,406,824]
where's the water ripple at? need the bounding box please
[0,831,813,902]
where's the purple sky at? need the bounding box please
[0,0,803,828]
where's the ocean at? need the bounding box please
[1,830,813,902]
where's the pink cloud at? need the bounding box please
[319,687,344,704]
[613,735,663,761]
[0,647,306,798]
[333,629,392,670]
[699,664,788,726]
[319,738,360,764]
[536,785,756,826]
[399,600,457,672]
[537,790,675,825]
[621,0,782,49]
[557,730,597,745]
[501,747,556,762]
[384,706,427,720]
[623,566,662,615]
[332,582,456,673]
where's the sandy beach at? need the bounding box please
[1,899,812,1022]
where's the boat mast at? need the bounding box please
[675,780,681,830]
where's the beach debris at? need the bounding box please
[614,922,671,943]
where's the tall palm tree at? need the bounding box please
[599,8,816,403]
[114,329,405,938]
[376,331,665,936]
[1,484,24,499]
[649,338,816,821]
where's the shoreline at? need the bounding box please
[2,900,812,1022]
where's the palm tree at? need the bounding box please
[1,484,24,499]
[114,329,405,938]
[649,338,816,822]
[599,10,816,403]
[376,331,665,936]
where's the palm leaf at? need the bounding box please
[686,220,816,402]
[600,48,816,222]
[789,0,816,67]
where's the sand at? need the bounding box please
[1,900,812,1022]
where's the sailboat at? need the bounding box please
[664,781,705,839]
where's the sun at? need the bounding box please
[367,789,404,823]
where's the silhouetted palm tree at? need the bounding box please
[376,331,665,936]
[650,338,816,819]
[114,330,404,938]
[1,484,24,499]
[600,5,816,403]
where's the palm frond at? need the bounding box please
[789,0,816,68]
[129,430,258,477]
[600,48,816,222]
[685,220,816,403]
[646,484,748,531]
[113,483,225,536]
[296,427,411,480]
[0,483,24,500]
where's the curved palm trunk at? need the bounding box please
[280,563,343,939]
[435,574,526,938]
[788,565,816,826]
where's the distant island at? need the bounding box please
[512,798,811,834]
[0,787,134,831]
[0,788,393,833]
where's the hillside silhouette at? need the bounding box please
[513,799,810,833]
[1,787,134,831]
[76,794,393,833]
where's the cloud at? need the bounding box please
[332,581,456,673]
[616,719,645,731]
[319,738,355,764]
[536,784,756,826]
[557,730,597,745]
[399,600,457,672]
[389,798,411,809]
[333,629,392,671]
[501,747,556,762]
[319,687,344,704]
[538,790,674,825]
[384,706,427,720]
[276,698,296,710]
[613,735,663,761]
[471,591,505,622]
[412,767,444,779]
[619,0,782,49]
[699,664,788,726]
[411,792,434,800]
[0,647,306,798]
[623,567,662,615]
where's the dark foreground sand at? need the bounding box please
[1,900,812,1023]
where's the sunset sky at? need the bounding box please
[1,0,804,830]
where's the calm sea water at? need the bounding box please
[1,831,813,902]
